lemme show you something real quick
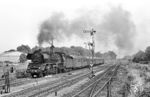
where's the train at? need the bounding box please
[26,49,104,77]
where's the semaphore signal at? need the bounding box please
[83,28,96,77]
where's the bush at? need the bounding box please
[138,88,150,97]
[145,77,150,83]
[133,51,147,63]
[19,53,27,63]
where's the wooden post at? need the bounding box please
[107,81,111,97]
[4,71,10,93]
[3,64,10,93]
[55,91,57,96]
[56,64,58,74]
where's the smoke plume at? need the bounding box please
[100,6,136,52]
[37,6,136,56]
[37,12,69,45]
[37,11,97,45]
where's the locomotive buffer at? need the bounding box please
[83,28,96,77]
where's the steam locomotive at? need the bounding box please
[26,49,104,77]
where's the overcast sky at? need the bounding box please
[0,0,150,57]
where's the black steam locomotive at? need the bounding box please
[26,49,104,77]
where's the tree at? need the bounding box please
[123,56,133,60]
[31,46,42,53]
[132,50,147,63]
[17,45,31,53]
[103,51,117,59]
[19,53,27,63]
[4,49,16,53]
[145,46,150,61]
[95,52,102,58]
[107,51,117,59]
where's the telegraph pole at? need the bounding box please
[83,28,96,77]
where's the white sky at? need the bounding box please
[0,0,150,57]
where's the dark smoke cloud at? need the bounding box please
[37,12,69,45]
[37,6,136,56]
[100,6,136,51]
[37,11,97,45]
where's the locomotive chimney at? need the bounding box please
[50,39,55,54]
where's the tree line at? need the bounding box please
[132,46,150,63]
[15,45,117,63]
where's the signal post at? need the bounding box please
[83,28,96,77]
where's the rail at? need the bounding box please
[92,65,119,97]
[72,64,119,97]
[28,70,93,97]
[2,65,107,97]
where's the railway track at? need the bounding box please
[0,65,95,89]
[1,65,108,97]
[71,64,120,97]
[3,65,107,88]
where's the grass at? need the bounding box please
[127,63,150,97]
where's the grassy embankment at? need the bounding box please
[126,63,150,97]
